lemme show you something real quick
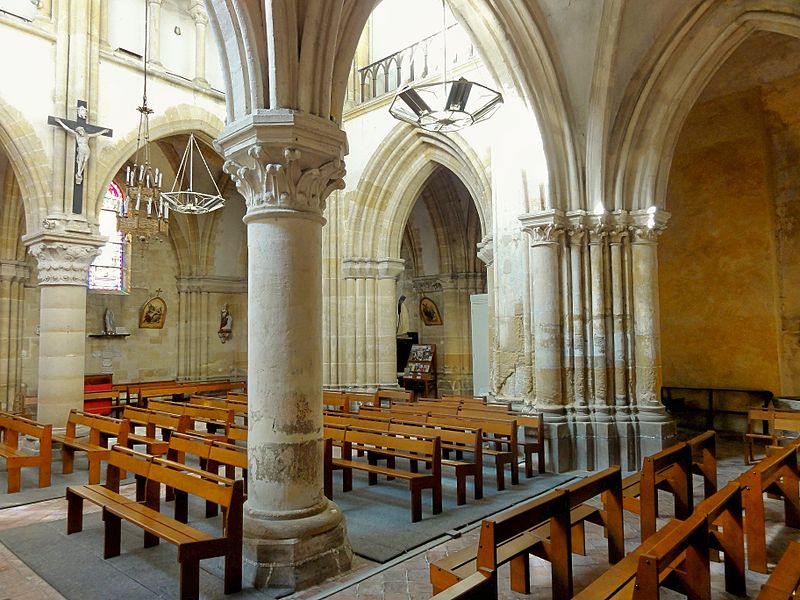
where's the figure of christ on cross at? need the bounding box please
[47,100,113,214]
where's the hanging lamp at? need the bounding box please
[119,0,169,241]
[161,133,225,214]
[389,0,503,133]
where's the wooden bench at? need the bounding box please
[745,408,777,465]
[123,406,190,456]
[189,395,247,424]
[375,388,413,406]
[574,481,745,600]
[431,467,624,598]
[323,412,483,504]
[688,431,717,499]
[758,540,800,599]
[323,426,442,522]
[738,439,800,573]
[0,411,52,492]
[53,410,130,485]
[66,445,244,599]
[147,400,234,442]
[166,432,247,518]
[622,439,694,542]
[323,390,350,413]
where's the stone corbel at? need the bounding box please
[476,235,494,266]
[412,275,443,294]
[519,209,566,245]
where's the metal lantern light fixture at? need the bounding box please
[161,133,225,214]
[389,1,503,133]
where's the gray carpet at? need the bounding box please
[330,465,578,562]
[0,498,286,600]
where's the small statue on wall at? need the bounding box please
[219,303,233,343]
[103,308,116,335]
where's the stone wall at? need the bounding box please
[661,84,791,394]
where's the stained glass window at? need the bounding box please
[88,182,127,292]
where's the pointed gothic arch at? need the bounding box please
[612,0,800,211]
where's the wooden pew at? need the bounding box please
[758,540,800,599]
[123,406,190,456]
[622,440,694,542]
[53,410,130,485]
[0,411,52,492]
[767,410,800,454]
[738,439,800,573]
[745,408,777,465]
[324,426,442,522]
[189,395,247,423]
[432,488,572,598]
[688,431,717,499]
[166,432,247,518]
[574,481,745,600]
[67,445,244,598]
[375,388,413,406]
[431,467,625,597]
[323,390,349,413]
[147,399,234,442]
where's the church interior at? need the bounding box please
[0,0,799,598]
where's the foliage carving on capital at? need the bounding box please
[28,242,100,286]
[476,236,494,266]
[223,145,346,216]
[525,223,564,245]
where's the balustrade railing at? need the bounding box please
[357,25,475,104]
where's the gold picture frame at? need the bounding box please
[139,296,167,329]
[419,297,442,326]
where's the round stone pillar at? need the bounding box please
[520,210,572,472]
[27,238,101,428]
[220,115,352,591]
[631,208,676,456]
[189,0,209,85]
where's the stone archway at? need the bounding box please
[0,96,52,228]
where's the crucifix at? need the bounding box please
[48,100,113,215]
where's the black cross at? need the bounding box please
[48,100,113,215]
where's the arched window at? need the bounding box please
[88,182,128,292]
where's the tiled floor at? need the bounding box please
[0,434,796,599]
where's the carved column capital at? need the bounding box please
[566,211,589,244]
[224,145,345,221]
[341,258,379,279]
[630,208,670,244]
[520,210,566,245]
[476,235,494,266]
[607,211,631,244]
[28,240,101,286]
[189,0,208,24]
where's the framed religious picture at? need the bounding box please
[139,296,167,329]
[419,297,443,326]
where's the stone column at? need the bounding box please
[377,259,404,388]
[0,261,29,411]
[588,214,616,468]
[631,208,676,456]
[147,0,164,67]
[189,0,209,85]
[520,210,571,471]
[476,236,495,396]
[26,237,101,428]
[99,0,110,48]
[220,114,351,590]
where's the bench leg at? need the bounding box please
[511,459,519,485]
[510,554,530,594]
[411,488,422,522]
[7,465,20,493]
[343,467,352,493]
[88,455,101,485]
[495,460,505,491]
[225,547,243,594]
[175,491,189,524]
[571,521,586,555]
[456,472,467,506]
[66,490,83,534]
[474,468,483,500]
[524,448,534,479]
[179,559,200,600]
[62,447,75,474]
[433,482,442,514]
[103,509,122,559]
[39,460,51,488]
